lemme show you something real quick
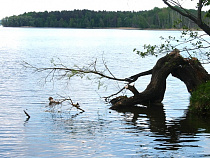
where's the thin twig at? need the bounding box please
[104,86,126,102]
[25,61,127,82]
[55,94,85,112]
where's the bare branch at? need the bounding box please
[125,84,140,96]
[104,86,126,102]
[126,69,153,83]
[51,67,126,81]
[102,56,116,79]
[162,0,210,36]
[104,84,142,101]
[163,0,197,21]
[198,0,203,26]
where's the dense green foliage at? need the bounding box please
[1,7,209,29]
[189,81,210,116]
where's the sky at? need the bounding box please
[0,0,205,19]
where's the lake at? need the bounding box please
[0,27,210,157]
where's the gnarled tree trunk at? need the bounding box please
[110,49,210,109]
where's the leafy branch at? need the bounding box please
[133,28,210,63]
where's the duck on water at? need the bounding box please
[48,97,61,105]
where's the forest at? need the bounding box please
[1,7,209,29]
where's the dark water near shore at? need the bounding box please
[0,27,210,157]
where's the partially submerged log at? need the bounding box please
[111,49,210,109]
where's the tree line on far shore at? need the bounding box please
[1,7,209,29]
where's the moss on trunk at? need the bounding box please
[189,81,210,116]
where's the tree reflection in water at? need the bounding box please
[45,102,210,156]
[114,104,210,151]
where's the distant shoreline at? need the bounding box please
[95,27,202,31]
[4,26,201,31]
[1,9,201,29]
[106,27,192,31]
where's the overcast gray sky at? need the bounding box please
[0,0,203,19]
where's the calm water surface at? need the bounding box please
[0,27,210,157]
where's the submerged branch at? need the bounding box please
[51,95,85,112]
[23,110,31,119]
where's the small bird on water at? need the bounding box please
[48,97,60,105]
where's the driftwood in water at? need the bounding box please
[111,49,210,109]
[49,96,85,112]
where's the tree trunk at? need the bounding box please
[110,49,210,109]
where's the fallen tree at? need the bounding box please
[110,49,210,109]
[24,49,210,110]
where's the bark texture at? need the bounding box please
[110,49,210,109]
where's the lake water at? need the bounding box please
[0,27,210,157]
